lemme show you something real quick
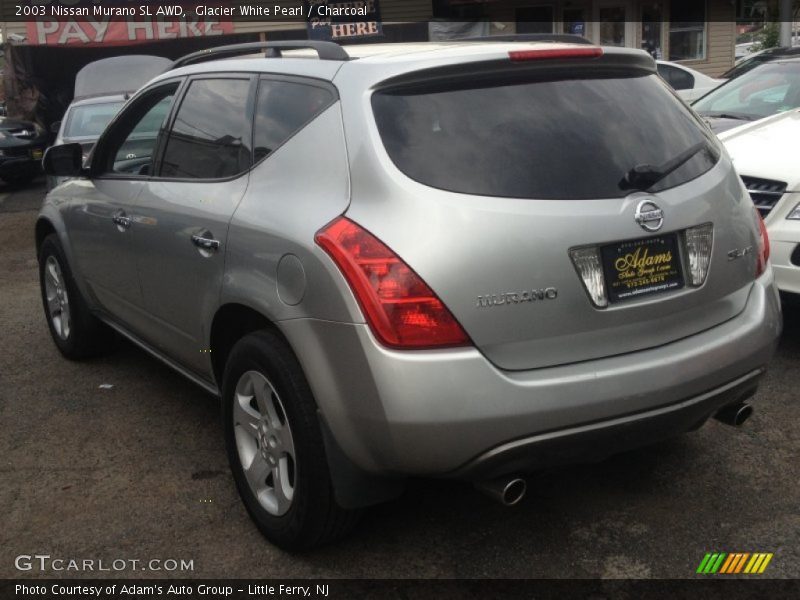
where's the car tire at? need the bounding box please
[222,329,360,551]
[38,234,114,359]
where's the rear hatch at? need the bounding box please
[74,55,172,99]
[344,47,762,370]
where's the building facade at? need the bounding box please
[1,0,737,123]
[442,0,736,76]
[2,1,736,72]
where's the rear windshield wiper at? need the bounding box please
[620,140,713,191]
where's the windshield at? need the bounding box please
[65,101,125,138]
[693,62,800,120]
[372,73,718,200]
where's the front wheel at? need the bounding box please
[38,234,113,359]
[222,330,360,550]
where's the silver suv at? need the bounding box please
[39,41,782,550]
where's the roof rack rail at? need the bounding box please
[171,41,350,70]
[460,33,594,45]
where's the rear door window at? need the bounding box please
[160,78,253,179]
[253,79,335,163]
[372,73,719,200]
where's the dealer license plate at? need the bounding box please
[601,234,684,303]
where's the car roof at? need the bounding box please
[151,42,652,89]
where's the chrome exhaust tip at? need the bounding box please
[475,476,527,506]
[714,402,753,427]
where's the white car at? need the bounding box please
[720,108,800,297]
[736,42,758,62]
[656,60,725,102]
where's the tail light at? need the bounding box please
[755,209,770,278]
[315,217,470,349]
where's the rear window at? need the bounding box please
[65,101,125,138]
[372,73,719,200]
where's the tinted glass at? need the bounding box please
[65,101,125,138]
[105,85,177,175]
[372,74,719,200]
[161,79,252,179]
[253,80,334,162]
[657,63,675,85]
[658,64,694,90]
[693,62,800,120]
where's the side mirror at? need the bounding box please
[43,143,84,177]
[50,121,62,135]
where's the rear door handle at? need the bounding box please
[112,212,132,231]
[191,234,220,251]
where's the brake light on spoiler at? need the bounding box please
[508,47,604,62]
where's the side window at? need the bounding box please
[253,79,335,163]
[658,64,694,91]
[657,64,675,86]
[96,83,178,176]
[670,68,695,91]
[160,78,252,179]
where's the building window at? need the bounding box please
[641,4,664,59]
[669,0,706,61]
[516,6,555,34]
[599,6,627,47]
[562,8,587,36]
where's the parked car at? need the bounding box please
[47,55,171,190]
[735,42,758,61]
[0,116,47,184]
[692,57,800,133]
[656,60,724,102]
[719,108,800,298]
[39,41,781,550]
[725,46,800,79]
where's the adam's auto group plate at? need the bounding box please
[601,234,684,303]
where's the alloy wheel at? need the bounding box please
[44,255,71,340]
[233,370,296,516]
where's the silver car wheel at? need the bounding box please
[233,370,296,517]
[44,255,71,340]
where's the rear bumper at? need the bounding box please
[279,270,781,477]
[454,369,762,480]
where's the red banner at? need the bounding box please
[26,17,234,46]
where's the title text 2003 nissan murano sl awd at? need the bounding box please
[39,41,782,550]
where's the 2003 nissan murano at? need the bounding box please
[38,40,782,550]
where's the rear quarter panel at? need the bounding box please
[220,103,360,328]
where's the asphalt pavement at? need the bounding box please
[1,178,798,579]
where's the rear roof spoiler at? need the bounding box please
[373,48,656,91]
[171,41,350,70]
